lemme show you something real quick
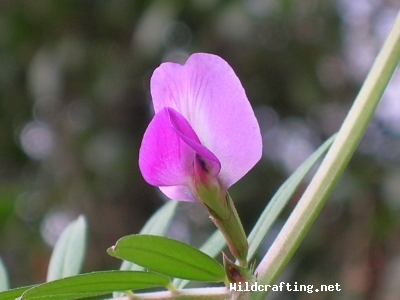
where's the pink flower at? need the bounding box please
[139,53,262,205]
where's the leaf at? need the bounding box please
[114,202,178,298]
[21,271,170,300]
[247,134,336,261]
[0,286,33,300]
[108,234,227,282]
[119,201,178,272]
[173,230,225,289]
[47,215,87,282]
[0,257,9,292]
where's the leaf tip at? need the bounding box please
[107,246,116,256]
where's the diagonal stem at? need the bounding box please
[254,10,400,300]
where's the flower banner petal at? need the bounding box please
[159,185,196,202]
[150,53,262,189]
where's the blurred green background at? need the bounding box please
[1,0,400,299]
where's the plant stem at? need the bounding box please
[254,10,400,300]
[113,287,229,300]
[208,193,248,267]
[102,10,400,300]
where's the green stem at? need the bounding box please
[254,10,400,300]
[208,193,248,267]
[113,287,229,300]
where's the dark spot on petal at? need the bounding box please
[195,153,208,173]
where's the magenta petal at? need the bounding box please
[167,108,221,178]
[139,108,192,187]
[159,185,197,203]
[139,107,222,202]
[150,53,262,189]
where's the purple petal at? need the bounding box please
[139,107,221,202]
[159,185,197,202]
[150,53,262,189]
[168,108,221,178]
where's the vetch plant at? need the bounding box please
[138,53,262,267]
[1,10,399,300]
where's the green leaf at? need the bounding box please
[254,14,400,299]
[114,202,178,298]
[21,271,170,300]
[0,286,33,300]
[173,230,225,289]
[247,134,336,261]
[170,134,335,288]
[119,201,178,272]
[108,234,227,283]
[0,257,9,292]
[47,215,87,282]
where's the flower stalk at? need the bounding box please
[206,193,249,267]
